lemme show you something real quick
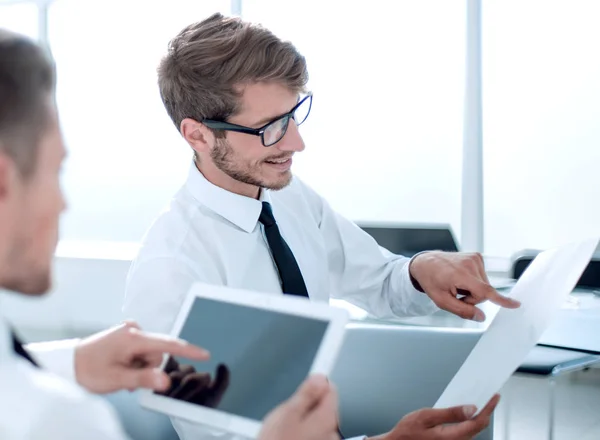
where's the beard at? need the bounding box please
[1,260,51,296]
[1,227,53,296]
[2,272,51,296]
[210,139,292,191]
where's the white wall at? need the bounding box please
[0,243,137,337]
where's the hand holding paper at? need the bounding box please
[368,395,499,440]
[434,238,599,414]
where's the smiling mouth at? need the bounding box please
[264,157,293,170]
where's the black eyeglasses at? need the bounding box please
[202,93,313,147]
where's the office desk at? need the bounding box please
[335,288,600,355]
[538,290,600,354]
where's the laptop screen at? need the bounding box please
[360,225,459,256]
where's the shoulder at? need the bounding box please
[138,187,202,256]
[136,185,226,266]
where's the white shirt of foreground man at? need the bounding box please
[0,319,128,440]
[0,317,339,440]
[123,163,438,440]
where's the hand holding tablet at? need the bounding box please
[259,374,340,440]
[140,283,349,438]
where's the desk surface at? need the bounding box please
[336,288,600,354]
[538,290,600,354]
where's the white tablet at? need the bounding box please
[139,282,349,438]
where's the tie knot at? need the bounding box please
[259,202,276,227]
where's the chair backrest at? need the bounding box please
[511,249,600,288]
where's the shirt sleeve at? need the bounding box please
[302,182,438,318]
[26,338,79,384]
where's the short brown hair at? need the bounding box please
[0,30,55,177]
[158,13,308,131]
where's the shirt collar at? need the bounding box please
[184,162,271,233]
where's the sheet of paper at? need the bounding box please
[434,238,599,414]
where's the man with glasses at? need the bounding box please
[124,12,516,440]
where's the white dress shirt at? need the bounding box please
[0,318,129,440]
[123,163,437,440]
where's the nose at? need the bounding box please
[276,121,305,153]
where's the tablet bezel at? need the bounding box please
[139,282,349,438]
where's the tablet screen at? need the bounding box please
[156,296,330,421]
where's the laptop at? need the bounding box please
[358,222,459,257]
[358,222,513,289]
[330,323,492,440]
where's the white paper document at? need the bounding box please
[434,238,599,414]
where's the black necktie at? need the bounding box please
[259,202,309,298]
[259,203,344,437]
[12,331,39,367]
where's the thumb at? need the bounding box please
[286,375,329,415]
[419,405,477,427]
[306,383,339,432]
[120,367,170,392]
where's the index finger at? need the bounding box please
[419,405,472,426]
[133,331,210,361]
[460,278,520,309]
[475,394,501,419]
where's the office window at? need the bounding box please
[483,1,600,257]
[243,1,466,241]
[0,2,38,39]
[49,0,229,242]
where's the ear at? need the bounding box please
[180,118,216,157]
